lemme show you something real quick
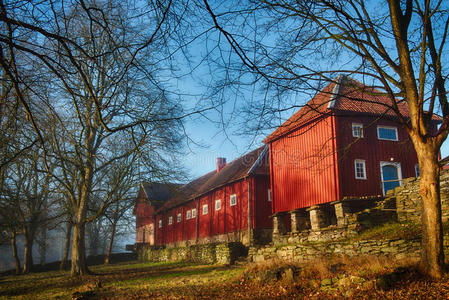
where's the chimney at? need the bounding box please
[217,157,226,173]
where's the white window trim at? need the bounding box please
[158,219,162,228]
[377,125,398,141]
[415,163,420,177]
[230,194,237,206]
[268,189,272,202]
[202,204,208,215]
[177,213,181,223]
[192,208,197,218]
[380,161,403,195]
[186,210,192,220]
[352,123,364,138]
[215,199,221,211]
[168,216,173,225]
[354,159,367,180]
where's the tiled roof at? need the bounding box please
[157,146,269,212]
[141,182,181,208]
[264,76,441,143]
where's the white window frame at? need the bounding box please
[192,208,197,218]
[230,194,237,206]
[380,161,403,195]
[354,159,367,180]
[177,213,181,223]
[158,219,162,228]
[186,210,191,220]
[352,123,364,138]
[202,204,208,215]
[215,199,221,211]
[377,125,398,141]
[415,164,420,177]
[267,189,272,202]
[168,216,173,225]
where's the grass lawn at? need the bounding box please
[0,261,248,299]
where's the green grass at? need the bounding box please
[0,261,244,300]
[353,222,422,241]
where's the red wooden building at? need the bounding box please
[134,182,180,244]
[264,76,440,231]
[134,146,272,247]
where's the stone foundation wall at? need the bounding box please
[249,235,449,263]
[392,170,449,223]
[137,242,247,265]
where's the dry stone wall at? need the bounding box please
[249,235,449,263]
[392,170,449,223]
[137,242,247,265]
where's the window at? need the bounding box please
[202,204,208,215]
[267,189,271,202]
[230,194,237,206]
[168,216,173,225]
[158,219,162,228]
[177,213,181,223]
[352,123,364,138]
[215,199,221,211]
[186,210,191,220]
[192,208,197,218]
[377,126,398,141]
[354,159,367,179]
[415,164,420,177]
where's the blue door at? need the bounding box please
[382,164,400,194]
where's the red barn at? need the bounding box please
[264,76,440,232]
[133,182,180,245]
[136,146,272,247]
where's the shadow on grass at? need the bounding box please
[0,259,231,298]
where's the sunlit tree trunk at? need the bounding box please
[10,230,21,275]
[71,220,88,276]
[104,221,117,264]
[413,140,444,278]
[22,227,34,274]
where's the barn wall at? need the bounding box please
[253,175,272,229]
[269,115,338,213]
[335,115,418,198]
[152,176,271,246]
[135,191,155,244]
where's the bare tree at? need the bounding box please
[1,147,56,273]
[200,0,449,278]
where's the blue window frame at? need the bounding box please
[377,126,398,141]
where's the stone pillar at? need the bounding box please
[272,213,286,235]
[333,201,351,227]
[307,206,327,231]
[290,210,307,233]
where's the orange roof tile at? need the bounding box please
[264,76,441,143]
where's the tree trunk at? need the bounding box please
[22,227,34,274]
[416,147,444,279]
[39,226,46,266]
[104,221,117,264]
[71,221,89,276]
[10,230,21,275]
[60,221,72,271]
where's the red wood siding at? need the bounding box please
[253,175,272,228]
[335,115,418,198]
[269,115,338,213]
[135,191,155,244]
[151,176,270,245]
